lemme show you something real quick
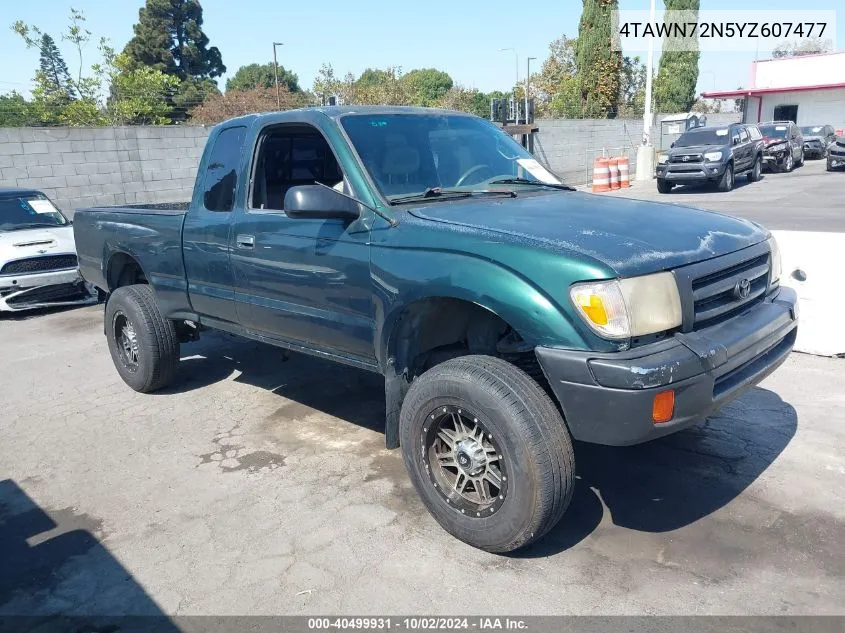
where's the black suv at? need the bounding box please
[800,124,837,159]
[655,123,764,193]
[760,121,804,172]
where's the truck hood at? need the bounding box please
[668,144,724,155]
[407,192,768,276]
[0,225,77,264]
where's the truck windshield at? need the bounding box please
[0,195,69,231]
[674,128,731,147]
[339,113,564,201]
[759,125,789,139]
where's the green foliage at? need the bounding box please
[11,9,177,126]
[575,0,622,118]
[355,68,395,88]
[401,68,454,106]
[226,63,300,92]
[772,37,833,58]
[172,77,220,115]
[618,55,646,117]
[653,0,700,113]
[124,0,225,80]
[0,92,37,126]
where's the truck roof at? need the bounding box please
[0,187,44,198]
[219,105,475,126]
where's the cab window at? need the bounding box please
[202,126,246,212]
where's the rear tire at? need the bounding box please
[717,163,734,192]
[748,156,762,182]
[399,355,575,553]
[656,178,673,194]
[105,285,179,393]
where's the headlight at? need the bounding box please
[570,272,682,340]
[658,153,669,164]
[767,236,782,284]
[703,151,723,162]
[768,143,786,152]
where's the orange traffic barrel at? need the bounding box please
[607,157,620,190]
[592,158,611,193]
[617,155,631,188]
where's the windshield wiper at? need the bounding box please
[488,177,575,191]
[390,187,517,205]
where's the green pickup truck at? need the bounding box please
[74,106,798,552]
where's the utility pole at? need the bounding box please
[272,41,284,110]
[499,48,518,121]
[526,57,536,124]
[636,0,657,181]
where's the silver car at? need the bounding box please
[0,188,97,312]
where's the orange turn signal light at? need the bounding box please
[652,390,675,424]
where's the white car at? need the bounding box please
[0,188,97,312]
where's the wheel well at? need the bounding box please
[107,252,147,290]
[382,298,552,449]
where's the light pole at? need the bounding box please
[272,41,284,110]
[499,48,518,121]
[636,0,657,181]
[526,57,536,124]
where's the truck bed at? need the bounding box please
[73,205,191,316]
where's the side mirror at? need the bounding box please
[670,142,675,148]
[732,136,740,146]
[284,184,360,221]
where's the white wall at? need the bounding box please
[756,88,845,129]
[754,52,845,89]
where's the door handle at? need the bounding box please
[236,234,255,249]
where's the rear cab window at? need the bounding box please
[202,126,247,212]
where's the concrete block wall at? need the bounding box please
[533,118,642,186]
[0,126,211,218]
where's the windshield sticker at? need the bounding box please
[516,158,561,184]
[715,129,728,136]
[27,199,59,214]
[811,126,822,133]
[775,126,787,131]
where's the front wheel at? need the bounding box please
[783,152,794,172]
[796,149,805,166]
[656,178,673,193]
[399,355,575,553]
[748,156,762,182]
[105,285,180,393]
[717,163,734,192]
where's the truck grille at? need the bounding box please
[0,254,78,275]
[670,153,703,163]
[691,253,770,328]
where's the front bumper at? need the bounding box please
[535,287,798,446]
[0,268,98,312]
[763,151,789,168]
[656,161,725,182]
[828,153,845,169]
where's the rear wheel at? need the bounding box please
[656,178,673,194]
[748,156,762,182]
[399,355,575,553]
[717,163,734,192]
[105,285,179,393]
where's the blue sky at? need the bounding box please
[0,0,841,99]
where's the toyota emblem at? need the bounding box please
[734,278,751,300]
[682,155,690,162]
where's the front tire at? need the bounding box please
[783,152,794,172]
[105,285,179,393]
[717,163,734,192]
[796,149,805,166]
[399,355,575,553]
[656,178,673,193]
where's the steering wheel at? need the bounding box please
[455,164,491,187]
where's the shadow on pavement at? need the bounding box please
[0,479,179,631]
[158,333,798,556]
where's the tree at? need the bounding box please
[0,92,36,126]
[575,0,622,118]
[37,34,76,100]
[355,68,395,89]
[618,55,646,117]
[772,37,833,58]
[189,86,308,124]
[226,62,300,92]
[401,68,453,106]
[653,0,700,113]
[124,0,225,80]
[12,9,177,126]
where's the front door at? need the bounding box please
[183,125,247,325]
[229,124,375,363]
